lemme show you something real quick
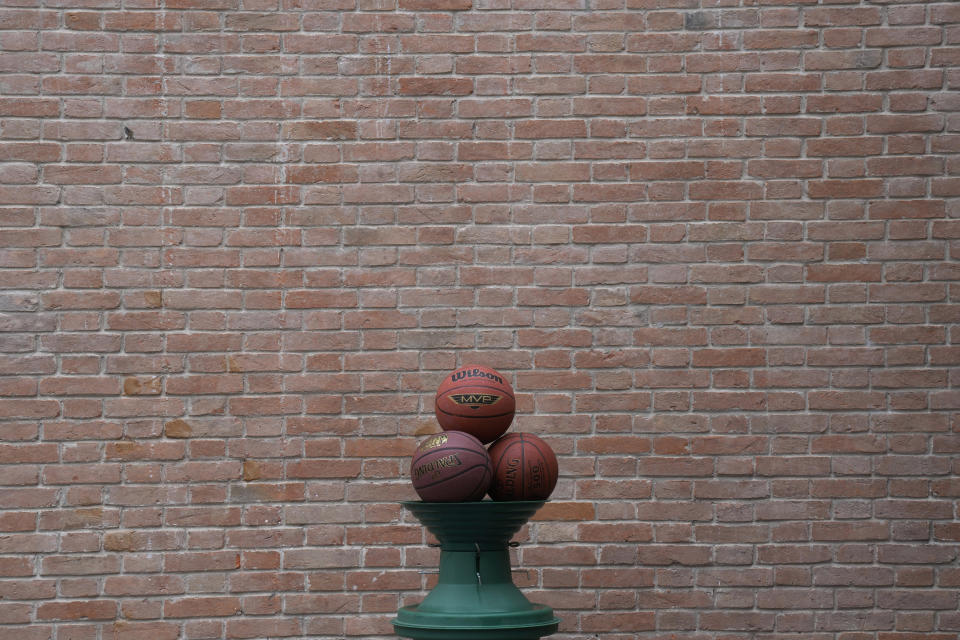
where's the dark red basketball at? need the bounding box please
[410,431,492,502]
[435,365,515,444]
[487,433,558,502]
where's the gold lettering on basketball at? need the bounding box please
[448,393,500,409]
[412,453,462,482]
[420,433,448,451]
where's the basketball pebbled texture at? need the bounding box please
[410,431,493,502]
[434,365,516,444]
[487,432,559,501]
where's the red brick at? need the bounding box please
[866,114,944,133]
[692,348,766,368]
[104,622,181,640]
[582,612,655,632]
[400,0,471,8]
[165,596,242,618]
[37,600,117,620]
[282,121,357,140]
[397,78,473,96]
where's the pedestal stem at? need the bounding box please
[418,548,533,614]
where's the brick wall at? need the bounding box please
[1,0,959,638]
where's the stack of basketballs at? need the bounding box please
[410,365,558,502]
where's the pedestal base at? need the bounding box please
[392,501,559,640]
[394,605,558,640]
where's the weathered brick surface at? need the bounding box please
[0,0,958,638]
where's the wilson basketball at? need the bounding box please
[410,431,493,502]
[435,365,515,444]
[487,433,558,502]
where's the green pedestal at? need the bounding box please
[393,501,560,640]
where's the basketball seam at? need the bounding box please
[435,407,515,420]
[492,435,519,469]
[491,441,509,499]
[471,466,492,499]
[522,435,557,491]
[520,433,527,500]
[436,383,515,401]
[415,462,492,491]
[412,445,487,459]
[491,434,526,500]
[411,447,490,471]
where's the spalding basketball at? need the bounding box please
[410,431,493,502]
[488,433,558,501]
[435,365,515,444]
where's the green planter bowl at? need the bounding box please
[402,499,547,550]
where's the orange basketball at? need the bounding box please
[487,432,558,501]
[434,365,515,444]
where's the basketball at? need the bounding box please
[487,433,558,501]
[410,431,493,502]
[435,365,515,444]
